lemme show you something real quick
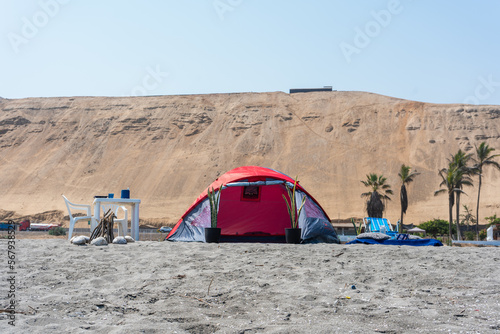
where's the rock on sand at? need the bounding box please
[90,236,108,246]
[113,236,127,244]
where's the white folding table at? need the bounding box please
[93,198,141,240]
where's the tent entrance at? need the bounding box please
[218,184,290,236]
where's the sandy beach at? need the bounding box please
[1,239,499,333]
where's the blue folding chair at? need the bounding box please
[363,217,398,238]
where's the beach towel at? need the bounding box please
[347,238,443,246]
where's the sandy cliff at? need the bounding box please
[0,91,499,226]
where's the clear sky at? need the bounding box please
[1,0,500,105]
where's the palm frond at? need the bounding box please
[434,189,446,196]
[483,160,500,169]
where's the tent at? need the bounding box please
[166,166,340,243]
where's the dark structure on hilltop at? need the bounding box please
[290,86,333,94]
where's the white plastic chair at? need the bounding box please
[487,225,496,241]
[99,204,129,236]
[62,195,98,240]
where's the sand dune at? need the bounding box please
[1,239,499,333]
[0,91,499,226]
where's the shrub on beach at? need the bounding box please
[419,219,455,237]
[463,231,475,241]
[479,229,487,241]
[485,214,500,226]
[48,226,66,236]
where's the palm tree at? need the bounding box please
[452,168,473,241]
[436,150,474,241]
[435,166,457,241]
[448,150,473,241]
[472,142,500,240]
[398,164,420,233]
[361,173,393,218]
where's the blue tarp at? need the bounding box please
[347,238,443,246]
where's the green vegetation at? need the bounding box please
[460,205,476,228]
[282,177,307,229]
[463,231,475,241]
[398,164,419,232]
[48,226,66,236]
[207,185,223,228]
[351,218,362,235]
[361,173,393,218]
[419,219,455,238]
[479,229,487,241]
[485,214,500,226]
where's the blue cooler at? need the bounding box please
[121,189,130,199]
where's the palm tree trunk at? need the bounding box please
[399,184,408,233]
[448,193,453,242]
[476,175,482,241]
[455,192,461,241]
[400,209,403,233]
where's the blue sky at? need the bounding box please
[1,0,500,105]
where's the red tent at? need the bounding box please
[166,166,339,243]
